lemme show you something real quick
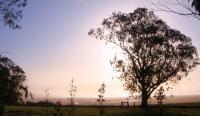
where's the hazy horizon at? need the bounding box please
[28,95,200,106]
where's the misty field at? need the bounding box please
[5,105,200,116]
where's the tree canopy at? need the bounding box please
[0,0,28,29]
[89,8,199,107]
[0,55,28,104]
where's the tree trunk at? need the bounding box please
[0,104,4,116]
[141,90,149,108]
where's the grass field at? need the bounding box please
[4,105,200,116]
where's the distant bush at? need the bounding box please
[26,101,56,106]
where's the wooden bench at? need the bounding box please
[121,101,129,107]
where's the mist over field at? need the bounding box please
[29,95,200,106]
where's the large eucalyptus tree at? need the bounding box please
[89,8,199,107]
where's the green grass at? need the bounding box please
[5,105,200,116]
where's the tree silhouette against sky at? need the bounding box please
[89,8,199,108]
[0,0,28,29]
[0,55,28,104]
[67,78,77,107]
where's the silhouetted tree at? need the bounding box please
[44,89,50,116]
[97,83,106,115]
[0,0,28,29]
[89,8,199,108]
[0,55,28,104]
[67,78,77,116]
[0,55,29,115]
[97,83,106,107]
[149,0,200,20]
[67,78,77,107]
[53,100,63,116]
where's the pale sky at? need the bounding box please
[0,0,200,99]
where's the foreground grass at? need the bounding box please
[5,105,200,116]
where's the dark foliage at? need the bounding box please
[0,0,28,29]
[154,86,166,105]
[53,100,63,116]
[89,8,199,107]
[0,55,28,104]
[26,101,56,106]
[191,0,200,14]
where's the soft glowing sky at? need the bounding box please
[0,0,200,98]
